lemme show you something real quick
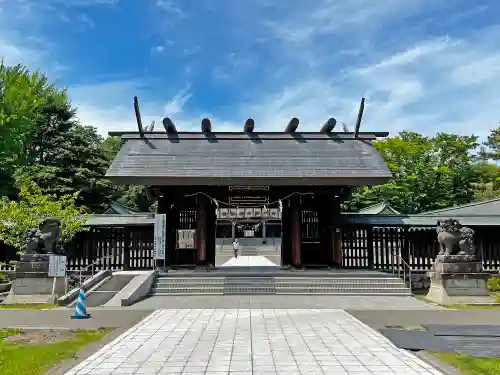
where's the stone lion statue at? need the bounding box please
[22,217,63,255]
[436,218,476,257]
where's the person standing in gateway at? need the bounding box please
[232,238,239,258]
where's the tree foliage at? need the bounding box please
[344,132,479,214]
[0,62,59,198]
[0,62,59,162]
[7,85,114,212]
[0,182,88,251]
[101,136,154,212]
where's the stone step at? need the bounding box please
[152,288,224,294]
[276,286,409,295]
[150,287,410,295]
[155,277,405,286]
[151,274,411,296]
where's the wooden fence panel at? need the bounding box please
[342,227,370,269]
[340,224,500,271]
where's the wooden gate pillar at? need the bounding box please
[196,195,209,264]
[159,188,180,268]
[281,200,292,266]
[290,194,302,267]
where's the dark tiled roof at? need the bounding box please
[341,214,500,226]
[357,201,400,215]
[86,214,154,226]
[106,132,391,186]
[418,198,500,216]
[103,201,139,215]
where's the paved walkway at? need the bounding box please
[65,309,443,375]
[129,295,441,310]
[220,256,278,267]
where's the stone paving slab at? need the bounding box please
[64,309,443,375]
[220,256,278,267]
[128,295,441,310]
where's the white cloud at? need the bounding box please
[164,87,192,117]
[1,0,499,144]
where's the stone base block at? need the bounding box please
[425,270,492,305]
[2,275,65,305]
[432,261,483,274]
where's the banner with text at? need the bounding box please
[154,214,167,260]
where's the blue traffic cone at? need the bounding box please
[71,288,91,319]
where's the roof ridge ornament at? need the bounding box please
[354,97,365,139]
[201,118,212,132]
[162,117,177,133]
[244,118,255,133]
[133,96,144,138]
[320,118,337,133]
[285,118,299,133]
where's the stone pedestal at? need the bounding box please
[425,255,492,305]
[3,254,66,305]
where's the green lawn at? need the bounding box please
[436,353,500,375]
[0,328,111,375]
[414,293,500,309]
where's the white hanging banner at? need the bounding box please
[154,214,167,260]
[177,229,196,249]
[48,255,67,277]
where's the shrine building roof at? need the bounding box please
[105,131,392,186]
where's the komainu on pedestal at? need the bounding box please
[3,217,66,305]
[426,218,492,305]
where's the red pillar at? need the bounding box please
[290,195,301,267]
[196,196,208,264]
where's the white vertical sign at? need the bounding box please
[154,214,167,260]
[48,255,67,277]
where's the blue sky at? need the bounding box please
[1,0,500,141]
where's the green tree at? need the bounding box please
[344,132,479,214]
[0,181,88,252]
[14,124,114,213]
[473,129,500,200]
[483,127,500,160]
[101,136,154,212]
[0,61,58,198]
[12,92,114,212]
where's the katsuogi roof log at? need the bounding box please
[162,117,177,133]
[285,118,299,133]
[244,118,255,133]
[201,118,212,132]
[320,118,337,133]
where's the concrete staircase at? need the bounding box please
[223,277,276,295]
[150,273,411,296]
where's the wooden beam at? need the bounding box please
[133,96,145,138]
[354,97,365,138]
[107,130,389,138]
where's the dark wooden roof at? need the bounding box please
[418,198,500,216]
[105,132,392,186]
[341,214,500,226]
[346,201,400,215]
[103,201,139,215]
